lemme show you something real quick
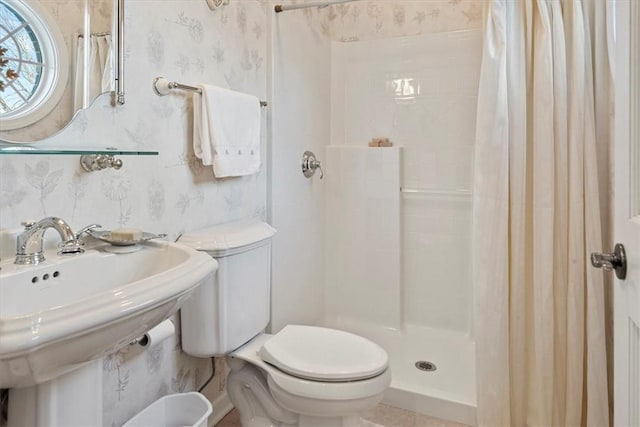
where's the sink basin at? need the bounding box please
[0,240,217,388]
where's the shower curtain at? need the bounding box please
[73,34,114,110]
[473,1,611,426]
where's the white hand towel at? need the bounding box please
[193,85,261,177]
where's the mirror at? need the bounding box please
[0,0,121,143]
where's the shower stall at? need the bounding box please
[269,2,482,424]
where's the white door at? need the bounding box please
[611,1,640,425]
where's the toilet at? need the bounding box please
[179,220,391,427]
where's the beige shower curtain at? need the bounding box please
[473,1,611,426]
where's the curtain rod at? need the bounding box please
[274,0,358,13]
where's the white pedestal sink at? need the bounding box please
[7,359,103,427]
[0,237,218,425]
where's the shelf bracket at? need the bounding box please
[80,154,123,172]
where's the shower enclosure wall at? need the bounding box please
[269,2,482,425]
[324,29,481,425]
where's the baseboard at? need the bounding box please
[208,391,234,427]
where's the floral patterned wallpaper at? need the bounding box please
[0,0,268,235]
[101,318,231,427]
[271,0,483,43]
[0,0,267,425]
[326,0,483,41]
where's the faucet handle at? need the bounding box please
[70,224,102,251]
[75,224,102,239]
[21,220,37,230]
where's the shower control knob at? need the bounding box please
[301,151,323,179]
[591,243,627,280]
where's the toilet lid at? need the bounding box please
[259,325,388,382]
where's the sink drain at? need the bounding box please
[415,361,437,372]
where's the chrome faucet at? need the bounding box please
[15,217,86,265]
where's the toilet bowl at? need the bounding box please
[229,329,390,426]
[179,221,391,426]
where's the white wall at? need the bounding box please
[329,30,481,334]
[268,3,330,332]
[324,146,402,328]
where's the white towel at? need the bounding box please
[193,85,261,177]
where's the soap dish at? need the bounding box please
[104,245,143,254]
[88,229,167,246]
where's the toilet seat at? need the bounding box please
[231,332,391,401]
[260,325,388,382]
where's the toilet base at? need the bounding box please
[226,358,380,427]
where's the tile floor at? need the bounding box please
[215,404,471,427]
[215,409,241,427]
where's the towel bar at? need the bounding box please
[152,77,268,107]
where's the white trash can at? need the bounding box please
[122,392,213,427]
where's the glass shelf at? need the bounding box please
[0,143,158,156]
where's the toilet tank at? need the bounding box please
[179,220,276,357]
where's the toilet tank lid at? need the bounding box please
[179,220,276,257]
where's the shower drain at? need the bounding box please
[415,361,437,372]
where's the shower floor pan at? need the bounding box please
[322,320,476,426]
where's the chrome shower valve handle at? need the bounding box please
[302,151,324,179]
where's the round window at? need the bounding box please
[0,0,68,130]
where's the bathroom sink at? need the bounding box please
[0,240,217,388]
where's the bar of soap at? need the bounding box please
[110,228,143,241]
